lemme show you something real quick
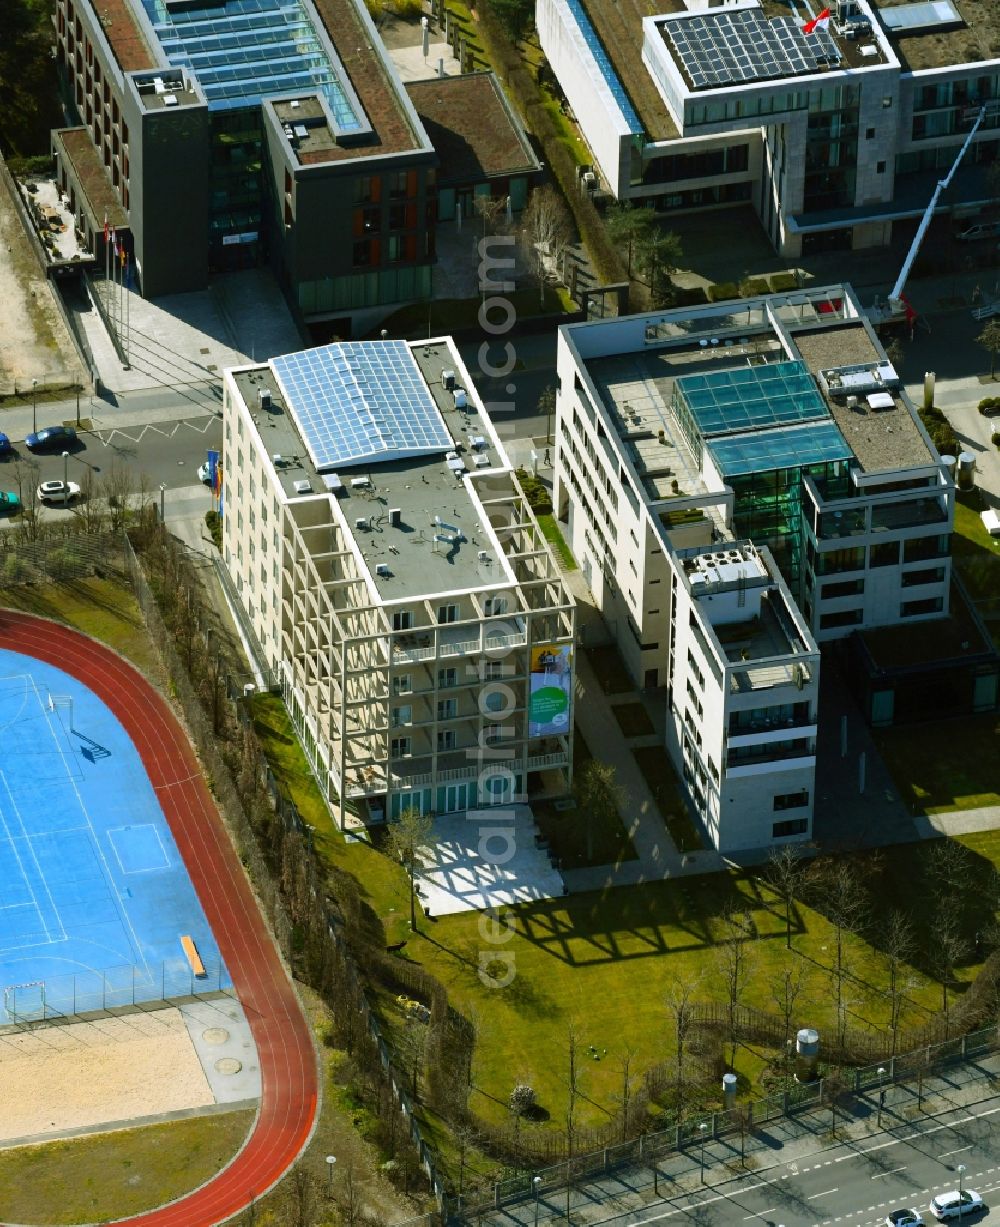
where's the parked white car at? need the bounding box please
[929,1189,984,1220]
[37,479,81,504]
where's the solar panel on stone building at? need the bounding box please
[271,341,453,471]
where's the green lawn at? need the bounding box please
[612,701,655,738]
[537,513,577,570]
[0,1111,253,1225]
[633,745,704,852]
[874,712,1000,813]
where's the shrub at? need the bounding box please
[45,546,83,580]
[977,397,1000,416]
[707,281,740,303]
[515,468,552,514]
[769,272,799,292]
[7,155,55,177]
[509,1083,537,1116]
[740,277,771,298]
[205,509,222,549]
[1,553,28,583]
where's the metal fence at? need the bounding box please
[450,1023,1000,1220]
[2,956,230,1026]
[0,529,125,583]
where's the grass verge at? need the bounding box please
[632,744,704,852]
[537,513,577,570]
[0,1111,254,1225]
[612,701,655,738]
[874,712,1000,813]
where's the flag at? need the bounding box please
[103,213,109,244]
[900,293,917,327]
[803,7,831,33]
[213,459,223,500]
[110,227,117,254]
[120,243,127,269]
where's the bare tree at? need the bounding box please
[884,910,916,1053]
[767,844,805,950]
[770,963,807,1075]
[715,913,751,1069]
[614,1047,636,1140]
[812,858,870,1046]
[386,806,436,931]
[566,1023,580,1157]
[72,464,104,533]
[335,1156,365,1226]
[521,185,574,304]
[290,1164,317,1227]
[931,914,968,1031]
[102,457,135,533]
[666,976,700,1118]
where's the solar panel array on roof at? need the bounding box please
[708,420,853,477]
[141,0,366,125]
[271,341,453,472]
[676,361,829,436]
[664,10,840,89]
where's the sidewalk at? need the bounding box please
[477,1049,1000,1225]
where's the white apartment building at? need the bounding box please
[221,338,575,828]
[538,0,1000,255]
[553,283,954,849]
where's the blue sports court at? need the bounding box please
[0,650,229,1024]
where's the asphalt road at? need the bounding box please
[594,1098,1000,1227]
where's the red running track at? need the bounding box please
[0,611,318,1226]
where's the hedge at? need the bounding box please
[707,281,740,302]
[769,272,799,292]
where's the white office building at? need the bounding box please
[538,0,1000,255]
[221,338,575,828]
[553,283,953,850]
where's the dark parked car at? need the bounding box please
[25,425,77,451]
[0,433,11,456]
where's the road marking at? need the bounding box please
[742,1210,777,1219]
[940,1144,973,1157]
[807,1187,839,1199]
[871,1167,907,1178]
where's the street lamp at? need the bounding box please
[62,450,69,490]
[877,1065,887,1128]
[699,1121,709,1184]
[958,1162,966,1200]
[159,482,166,526]
[533,1174,541,1226]
[31,378,38,435]
[325,1154,336,1196]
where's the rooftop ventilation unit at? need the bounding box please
[375,563,392,577]
[272,453,283,466]
[163,94,179,107]
[258,388,271,410]
[478,550,489,562]
[355,517,369,530]
[474,454,491,467]
[350,476,372,489]
[442,370,456,390]
[453,389,467,409]
[293,479,312,494]
[290,99,300,108]
[434,516,459,534]
[389,508,402,527]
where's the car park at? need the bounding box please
[886,1210,924,1227]
[0,491,21,513]
[25,425,77,451]
[37,479,80,504]
[929,1189,984,1220]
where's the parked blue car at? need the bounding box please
[0,433,11,456]
[25,425,77,451]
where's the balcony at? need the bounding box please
[391,627,527,665]
[730,660,813,694]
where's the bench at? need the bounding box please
[181,934,206,978]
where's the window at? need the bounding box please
[437,698,457,720]
[484,595,508,616]
[389,202,406,230]
[387,235,402,262]
[904,535,948,563]
[773,817,809,837]
[392,673,412,695]
[876,160,886,174]
[866,126,876,139]
[822,578,864,599]
[438,666,457,688]
[774,790,809,811]
[485,660,507,680]
[391,736,411,757]
[392,611,413,631]
[353,239,373,267]
[819,608,863,630]
[437,729,457,751]
[391,704,412,727]
[437,603,458,624]
[869,541,899,568]
[901,566,945,588]
[901,596,944,617]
